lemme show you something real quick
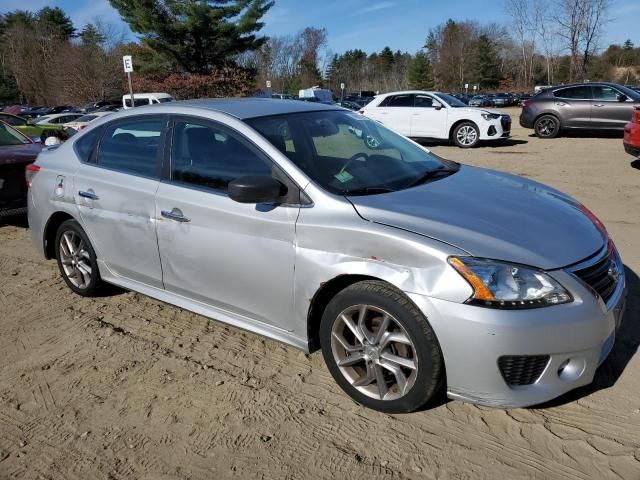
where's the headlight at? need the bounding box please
[448,257,572,309]
[481,113,501,121]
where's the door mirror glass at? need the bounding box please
[617,94,628,102]
[228,175,286,204]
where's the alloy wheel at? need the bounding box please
[330,304,418,401]
[456,125,478,146]
[59,230,93,289]
[536,118,557,137]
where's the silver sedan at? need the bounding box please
[27,99,627,412]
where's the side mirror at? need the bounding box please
[228,175,286,204]
[617,94,628,102]
[434,103,443,110]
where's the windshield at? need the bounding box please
[435,93,467,108]
[0,122,30,146]
[158,97,174,103]
[246,110,455,195]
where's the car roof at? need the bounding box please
[174,98,342,119]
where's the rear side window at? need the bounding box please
[380,95,413,107]
[74,128,101,162]
[96,119,163,177]
[554,86,591,99]
[171,120,272,193]
[2,115,26,126]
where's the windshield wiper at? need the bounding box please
[341,186,396,196]
[405,166,458,188]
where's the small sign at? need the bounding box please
[340,83,345,90]
[123,55,133,73]
[473,85,478,91]
[266,80,272,88]
[464,83,469,89]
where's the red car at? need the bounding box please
[623,106,640,157]
[0,121,42,218]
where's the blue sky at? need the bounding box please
[2,0,639,54]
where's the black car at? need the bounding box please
[491,93,511,107]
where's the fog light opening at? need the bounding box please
[557,358,586,382]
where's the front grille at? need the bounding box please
[571,249,618,304]
[498,355,549,386]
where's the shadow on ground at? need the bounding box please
[0,214,28,229]
[416,138,528,149]
[536,265,639,408]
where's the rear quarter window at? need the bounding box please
[74,128,101,163]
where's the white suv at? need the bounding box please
[361,91,511,148]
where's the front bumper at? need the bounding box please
[407,253,627,408]
[623,121,640,157]
[480,116,511,141]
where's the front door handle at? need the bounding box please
[161,208,190,223]
[78,190,99,200]
[594,104,605,107]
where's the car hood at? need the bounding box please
[0,142,42,166]
[348,166,606,270]
[454,107,504,116]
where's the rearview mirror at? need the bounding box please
[228,175,286,204]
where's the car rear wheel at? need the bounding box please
[55,219,103,296]
[453,122,480,148]
[319,280,444,413]
[534,115,560,138]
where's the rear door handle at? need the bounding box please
[78,190,99,200]
[161,208,190,223]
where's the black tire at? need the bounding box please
[319,280,444,413]
[534,115,560,139]
[452,121,480,148]
[55,219,104,296]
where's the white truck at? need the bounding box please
[122,92,174,109]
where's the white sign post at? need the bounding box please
[340,82,345,101]
[123,55,135,107]
[266,80,272,91]
[464,83,469,94]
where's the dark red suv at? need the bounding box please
[0,121,42,218]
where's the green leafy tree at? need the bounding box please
[109,0,274,73]
[469,35,501,89]
[36,6,75,39]
[407,51,434,90]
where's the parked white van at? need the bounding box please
[122,92,174,109]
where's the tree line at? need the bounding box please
[0,0,638,106]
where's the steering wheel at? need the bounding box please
[339,152,370,175]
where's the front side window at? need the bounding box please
[592,86,620,101]
[96,119,163,176]
[171,120,272,192]
[414,95,435,108]
[246,110,454,195]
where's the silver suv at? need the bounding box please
[520,82,640,138]
[28,99,626,412]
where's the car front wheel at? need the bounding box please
[320,280,444,413]
[453,122,480,148]
[55,219,103,296]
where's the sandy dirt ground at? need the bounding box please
[0,107,639,479]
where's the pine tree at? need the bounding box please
[469,35,501,89]
[108,0,274,73]
[623,39,634,51]
[407,51,434,90]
